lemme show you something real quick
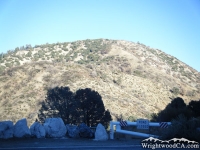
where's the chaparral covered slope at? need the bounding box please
[0,39,199,125]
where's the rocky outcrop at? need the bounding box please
[0,121,14,139]
[13,118,31,138]
[30,122,46,138]
[94,123,108,140]
[43,118,66,138]
[66,124,80,138]
[78,123,93,138]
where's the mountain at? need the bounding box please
[0,39,199,125]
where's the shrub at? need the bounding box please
[127,116,137,122]
[170,87,179,95]
[188,100,200,117]
[15,60,20,66]
[0,65,6,74]
[26,51,32,57]
[154,97,193,122]
[5,63,12,68]
[113,77,122,85]
[161,114,200,142]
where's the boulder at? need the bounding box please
[78,123,93,138]
[43,118,66,138]
[14,118,31,138]
[66,124,80,138]
[30,122,46,138]
[94,123,108,141]
[0,121,14,139]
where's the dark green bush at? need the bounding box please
[161,114,200,142]
[152,97,193,122]
[170,87,180,95]
[188,100,200,117]
[5,63,12,68]
[0,65,6,75]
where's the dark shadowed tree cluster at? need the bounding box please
[151,97,200,141]
[38,87,112,128]
[187,100,200,118]
[151,97,200,122]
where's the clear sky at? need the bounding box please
[0,0,200,71]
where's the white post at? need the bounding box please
[110,121,114,140]
[116,124,121,130]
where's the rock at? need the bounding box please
[0,121,14,139]
[43,118,66,138]
[78,123,93,138]
[94,123,108,141]
[14,118,31,138]
[30,122,46,138]
[66,124,80,138]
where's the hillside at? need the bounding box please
[0,39,200,126]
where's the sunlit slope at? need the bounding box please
[0,39,199,125]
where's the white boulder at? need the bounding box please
[30,122,46,138]
[14,118,31,138]
[43,118,66,138]
[66,124,80,138]
[94,123,108,141]
[0,121,14,139]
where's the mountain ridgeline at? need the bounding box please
[0,39,200,125]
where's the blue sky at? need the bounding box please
[0,0,200,71]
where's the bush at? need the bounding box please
[127,116,137,122]
[188,100,200,117]
[0,65,6,75]
[26,51,32,57]
[5,63,12,68]
[153,97,193,122]
[161,114,200,142]
[170,87,179,95]
[15,60,20,66]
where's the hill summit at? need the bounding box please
[0,39,199,125]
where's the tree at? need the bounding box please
[15,47,19,51]
[75,88,112,128]
[152,97,192,122]
[25,44,32,49]
[38,86,75,124]
[169,97,186,108]
[38,87,112,128]
[0,53,4,60]
[20,46,25,50]
[188,100,200,117]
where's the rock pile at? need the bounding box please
[44,118,66,138]
[0,121,13,139]
[78,123,94,138]
[66,124,79,138]
[30,122,45,138]
[13,118,31,138]
[0,118,108,140]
